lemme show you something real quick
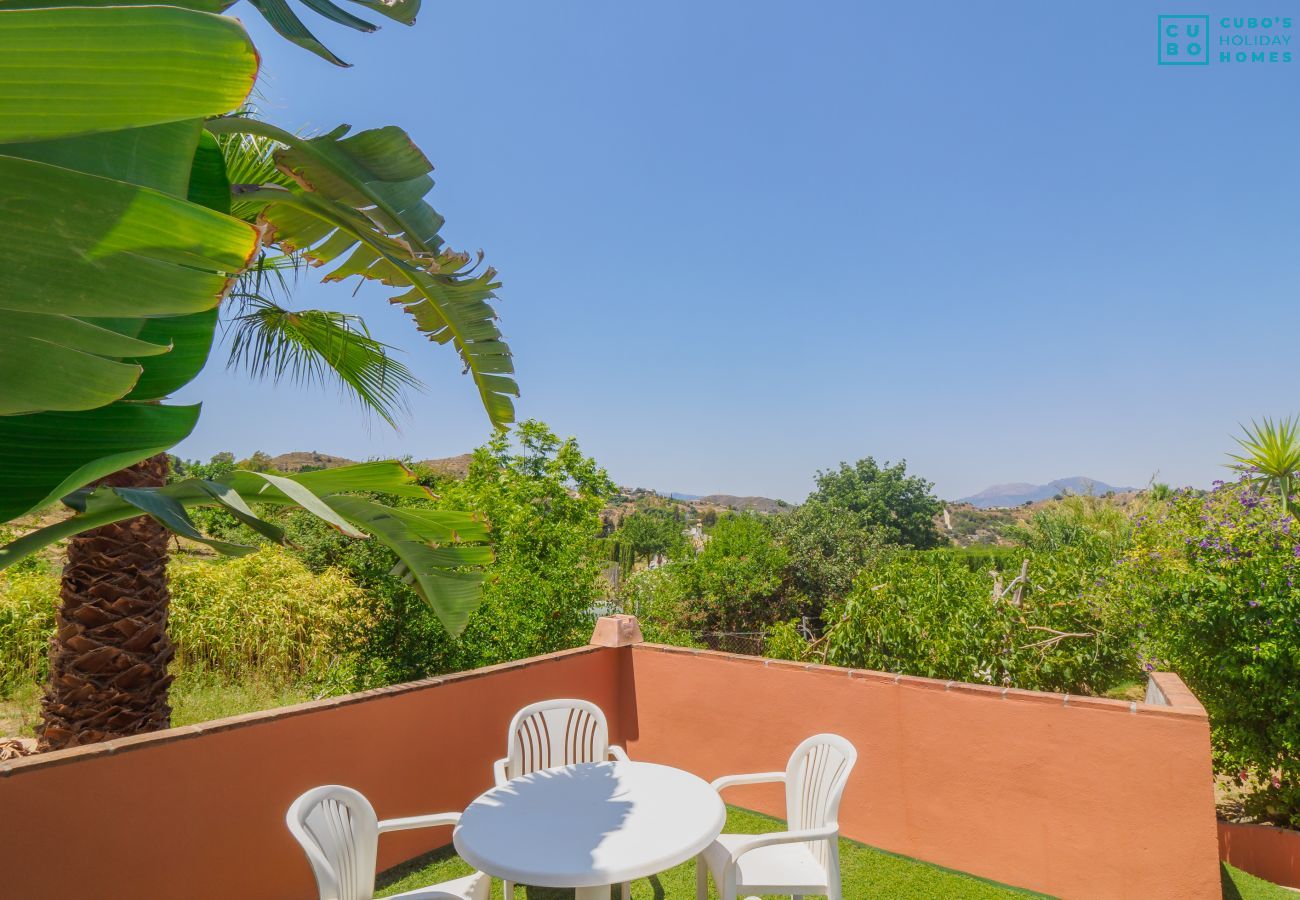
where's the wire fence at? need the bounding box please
[690,631,767,657]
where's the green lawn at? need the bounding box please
[0,672,321,740]
[377,805,1045,899]
[377,806,1295,899]
[1222,863,1297,900]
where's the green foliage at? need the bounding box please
[807,457,945,549]
[1229,417,1300,516]
[0,545,367,695]
[922,545,1023,573]
[1096,480,1300,827]
[774,502,893,619]
[167,547,370,687]
[616,568,697,647]
[671,514,793,632]
[764,619,811,662]
[815,548,1133,692]
[286,421,614,685]
[1005,494,1131,563]
[615,509,687,565]
[0,5,514,535]
[0,568,57,692]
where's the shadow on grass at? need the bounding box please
[1222,862,1245,900]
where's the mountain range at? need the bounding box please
[956,476,1135,508]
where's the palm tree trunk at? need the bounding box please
[37,454,175,751]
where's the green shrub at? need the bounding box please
[920,545,1022,573]
[1097,480,1300,827]
[818,539,1136,693]
[168,546,370,687]
[670,514,793,633]
[285,421,614,686]
[0,544,368,697]
[764,619,811,661]
[618,568,697,646]
[0,569,58,692]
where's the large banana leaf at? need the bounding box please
[0,404,202,520]
[0,462,491,633]
[3,0,419,66]
[0,6,257,142]
[0,5,259,518]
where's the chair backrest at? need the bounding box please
[286,785,380,900]
[783,734,858,868]
[503,698,611,779]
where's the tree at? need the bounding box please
[775,503,891,621]
[806,457,945,549]
[286,422,614,683]
[617,510,686,566]
[675,514,792,633]
[0,1,515,750]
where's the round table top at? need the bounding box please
[453,760,726,888]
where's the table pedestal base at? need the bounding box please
[575,887,609,900]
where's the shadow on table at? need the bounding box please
[376,838,667,899]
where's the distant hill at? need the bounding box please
[263,451,471,478]
[416,453,472,479]
[698,494,789,514]
[958,476,1134,508]
[265,451,356,472]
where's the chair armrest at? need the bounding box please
[726,826,838,863]
[377,812,460,834]
[608,745,630,762]
[709,771,787,792]
[492,757,509,786]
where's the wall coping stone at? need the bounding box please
[0,644,606,777]
[632,641,1207,720]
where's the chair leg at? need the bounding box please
[695,857,708,900]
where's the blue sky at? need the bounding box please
[175,1,1300,501]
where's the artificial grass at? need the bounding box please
[376,806,1295,899]
[376,805,1044,899]
[1222,862,1296,900]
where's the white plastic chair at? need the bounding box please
[287,784,489,900]
[696,733,858,900]
[493,699,630,900]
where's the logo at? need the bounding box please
[1158,15,1294,65]
[1159,15,1209,64]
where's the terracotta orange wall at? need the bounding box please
[616,644,1221,900]
[1219,821,1300,889]
[0,646,621,900]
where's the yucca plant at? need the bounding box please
[1228,417,1300,515]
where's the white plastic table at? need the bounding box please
[454,760,726,900]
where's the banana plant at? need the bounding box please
[0,0,520,750]
[0,4,516,519]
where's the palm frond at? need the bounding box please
[218,129,298,223]
[226,296,422,429]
